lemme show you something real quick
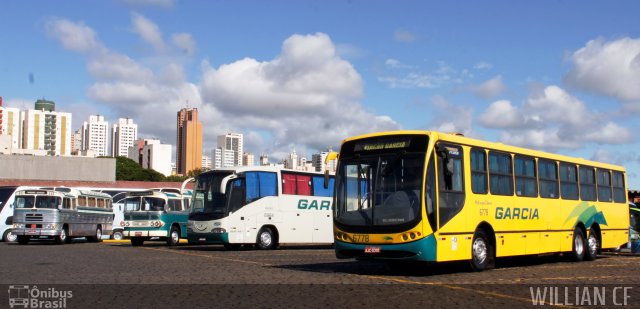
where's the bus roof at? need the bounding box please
[341,130,626,172]
[200,165,327,176]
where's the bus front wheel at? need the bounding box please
[55,227,69,245]
[3,230,17,243]
[470,229,493,271]
[256,227,277,250]
[167,226,180,246]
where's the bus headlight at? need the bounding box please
[120,221,125,227]
[153,221,164,227]
[212,228,226,234]
[125,222,130,227]
[43,224,57,230]
[13,223,25,229]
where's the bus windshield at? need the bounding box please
[0,187,17,212]
[14,196,61,209]
[123,197,166,211]
[190,171,233,220]
[335,153,424,229]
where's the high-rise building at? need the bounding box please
[259,153,269,166]
[217,133,243,166]
[22,99,72,156]
[212,147,235,169]
[71,128,82,154]
[128,138,172,176]
[111,118,137,157]
[242,152,255,166]
[82,115,109,157]
[176,108,202,175]
[201,155,212,170]
[0,99,22,150]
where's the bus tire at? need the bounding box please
[167,226,180,246]
[256,227,277,250]
[3,230,17,243]
[131,237,145,246]
[88,226,103,243]
[112,230,124,241]
[470,229,493,272]
[17,236,29,245]
[55,227,68,245]
[584,227,599,261]
[570,228,586,262]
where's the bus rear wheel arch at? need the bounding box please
[256,226,278,250]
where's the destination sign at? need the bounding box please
[354,138,411,152]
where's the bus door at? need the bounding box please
[226,178,249,243]
[435,144,467,260]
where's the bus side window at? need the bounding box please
[489,151,513,196]
[560,163,579,200]
[597,169,612,202]
[470,148,487,194]
[312,176,334,197]
[612,171,626,203]
[538,159,559,199]
[246,172,277,203]
[579,166,597,201]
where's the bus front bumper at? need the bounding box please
[334,234,437,262]
[187,231,229,244]
[124,228,167,238]
[12,227,60,237]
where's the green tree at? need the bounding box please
[115,156,167,181]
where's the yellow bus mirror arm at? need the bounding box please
[323,152,339,189]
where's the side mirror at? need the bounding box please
[324,170,330,189]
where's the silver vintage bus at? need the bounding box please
[11,188,113,245]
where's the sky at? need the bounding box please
[1,1,640,187]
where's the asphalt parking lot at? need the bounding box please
[1,240,639,308]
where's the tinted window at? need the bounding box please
[579,166,597,201]
[438,144,465,228]
[612,171,626,203]
[514,155,537,197]
[312,176,334,197]
[246,172,277,203]
[538,159,558,198]
[489,152,513,196]
[597,169,612,202]
[560,163,579,200]
[470,149,487,194]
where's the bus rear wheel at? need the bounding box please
[88,227,102,243]
[256,227,277,250]
[570,228,586,262]
[584,227,599,261]
[470,229,493,272]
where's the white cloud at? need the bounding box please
[426,96,473,136]
[478,100,524,128]
[478,85,633,150]
[385,58,414,69]
[48,19,399,158]
[378,61,468,89]
[172,33,196,55]
[394,30,416,43]
[474,61,493,70]
[565,37,640,105]
[131,12,166,53]
[45,18,104,54]
[472,75,506,99]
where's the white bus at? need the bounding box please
[0,186,40,242]
[187,167,335,249]
[12,188,113,244]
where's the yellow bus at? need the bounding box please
[331,131,629,271]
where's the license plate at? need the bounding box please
[26,230,38,235]
[135,232,142,237]
[364,246,381,254]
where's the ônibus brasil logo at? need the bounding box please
[8,285,73,308]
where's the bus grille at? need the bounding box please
[25,214,44,222]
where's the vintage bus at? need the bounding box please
[12,188,113,245]
[187,167,335,249]
[122,190,190,246]
[331,131,629,271]
[0,186,40,242]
